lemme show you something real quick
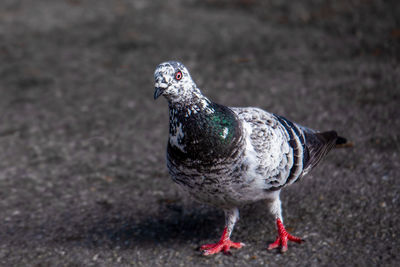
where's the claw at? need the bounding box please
[200,227,244,255]
[200,240,244,255]
[267,218,304,253]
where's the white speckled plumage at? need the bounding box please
[154,61,345,254]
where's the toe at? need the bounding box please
[267,236,281,250]
[200,243,216,250]
[280,245,288,253]
[203,246,223,256]
[200,240,243,255]
[287,234,304,243]
[229,241,244,249]
[267,243,280,250]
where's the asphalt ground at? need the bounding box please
[0,0,399,266]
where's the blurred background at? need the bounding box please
[0,0,399,266]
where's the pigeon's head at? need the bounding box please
[154,61,198,104]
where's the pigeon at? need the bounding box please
[153,61,347,255]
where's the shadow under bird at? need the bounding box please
[153,61,348,255]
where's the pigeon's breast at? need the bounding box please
[167,104,242,167]
[165,104,255,206]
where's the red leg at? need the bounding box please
[200,227,244,255]
[268,218,304,253]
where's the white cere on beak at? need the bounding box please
[155,81,168,89]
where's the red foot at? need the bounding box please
[200,227,244,255]
[267,218,304,253]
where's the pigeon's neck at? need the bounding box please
[167,86,212,111]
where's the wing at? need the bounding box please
[274,115,338,184]
[231,107,294,190]
[231,107,339,191]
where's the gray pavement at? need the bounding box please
[0,0,399,266]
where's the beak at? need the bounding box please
[154,76,169,100]
[154,87,165,100]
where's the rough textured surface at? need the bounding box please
[0,0,399,266]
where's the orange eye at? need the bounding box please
[175,71,183,80]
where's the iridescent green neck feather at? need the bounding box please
[168,101,242,166]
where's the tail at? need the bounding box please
[334,135,354,148]
[302,130,339,173]
[302,130,352,174]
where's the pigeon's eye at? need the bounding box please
[175,71,183,80]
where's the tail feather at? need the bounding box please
[302,130,338,173]
[335,135,354,148]
[336,136,347,145]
